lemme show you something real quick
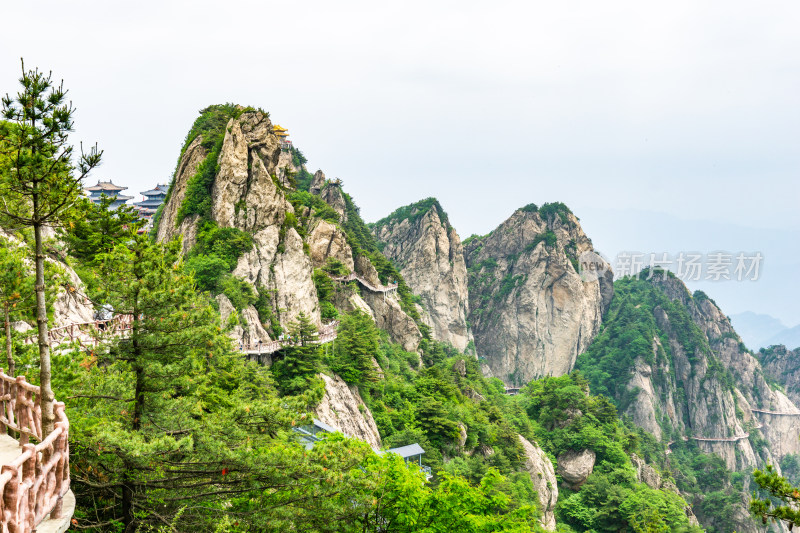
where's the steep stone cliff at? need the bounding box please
[156,106,424,353]
[577,271,800,471]
[518,435,558,531]
[464,203,613,383]
[0,228,95,329]
[372,199,472,351]
[758,345,800,406]
[316,373,382,449]
[156,108,320,330]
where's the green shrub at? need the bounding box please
[539,202,573,225]
[176,104,258,223]
[372,197,451,230]
[185,255,230,293]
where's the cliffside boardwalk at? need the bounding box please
[0,370,73,532]
[750,408,800,417]
[23,314,134,348]
[331,274,398,302]
[240,320,339,355]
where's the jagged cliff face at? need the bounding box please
[464,206,613,383]
[157,110,320,334]
[350,255,423,352]
[316,373,382,450]
[579,272,800,471]
[157,108,423,352]
[53,264,96,327]
[759,345,800,406]
[372,202,472,351]
[518,435,558,531]
[687,292,800,462]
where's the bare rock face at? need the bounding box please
[309,170,326,194]
[373,201,473,352]
[759,345,800,406]
[599,273,800,471]
[0,229,95,329]
[456,423,468,448]
[360,289,423,353]
[53,263,95,327]
[630,453,662,490]
[345,255,423,352]
[315,373,381,450]
[518,435,558,531]
[157,110,320,328]
[630,454,701,527]
[557,449,596,489]
[307,220,354,271]
[465,206,613,383]
[319,184,347,220]
[155,136,208,252]
[216,294,271,349]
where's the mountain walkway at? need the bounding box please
[331,273,399,295]
[0,370,73,532]
[23,312,340,358]
[666,423,763,450]
[750,408,800,417]
[23,314,133,348]
[240,321,339,355]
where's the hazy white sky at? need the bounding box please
[2,1,798,323]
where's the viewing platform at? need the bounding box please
[0,371,73,532]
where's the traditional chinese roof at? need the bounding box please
[140,184,168,196]
[273,124,289,138]
[134,199,163,208]
[85,180,128,193]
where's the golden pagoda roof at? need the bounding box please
[273,125,289,137]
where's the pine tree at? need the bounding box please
[62,195,143,264]
[273,312,323,397]
[331,309,378,384]
[0,61,101,435]
[751,464,800,528]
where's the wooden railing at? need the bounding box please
[331,274,398,294]
[241,321,339,354]
[0,370,70,531]
[23,314,133,348]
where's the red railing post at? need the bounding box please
[3,463,20,532]
[21,443,35,531]
[14,377,26,446]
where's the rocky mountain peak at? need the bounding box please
[372,198,472,351]
[156,106,320,338]
[464,202,613,383]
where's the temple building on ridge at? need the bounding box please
[134,184,169,220]
[273,124,292,151]
[85,181,133,209]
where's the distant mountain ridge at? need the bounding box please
[731,311,800,350]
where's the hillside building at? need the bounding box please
[85,181,133,209]
[273,124,292,151]
[134,184,169,219]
